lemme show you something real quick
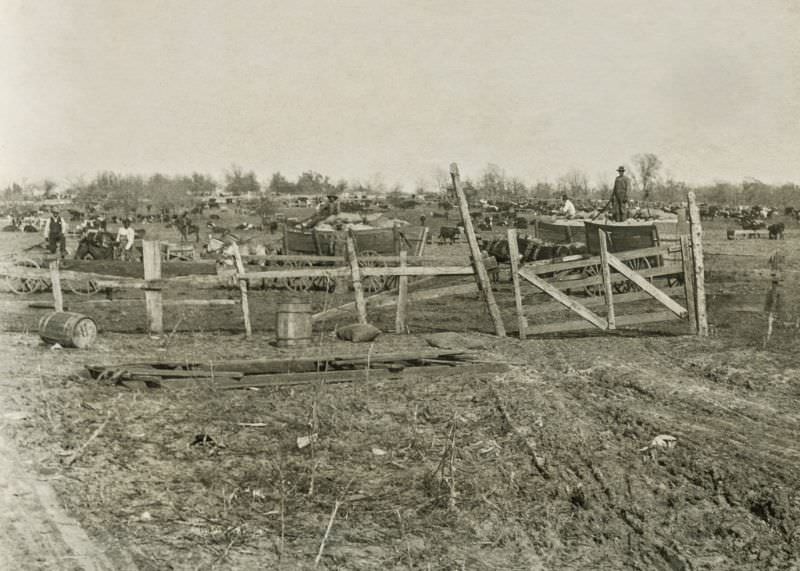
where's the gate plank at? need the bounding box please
[526,310,680,335]
[606,254,687,318]
[518,268,608,330]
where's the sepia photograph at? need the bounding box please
[1,1,798,569]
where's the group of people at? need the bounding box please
[557,165,632,222]
[43,208,137,259]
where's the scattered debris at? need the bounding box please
[640,434,677,452]
[297,434,318,449]
[86,352,509,390]
[191,434,217,447]
[371,447,387,456]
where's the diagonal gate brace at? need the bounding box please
[518,267,609,330]
[606,254,688,318]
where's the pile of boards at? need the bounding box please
[86,350,508,390]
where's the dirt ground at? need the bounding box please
[0,216,798,569]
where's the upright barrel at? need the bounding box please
[276,299,312,347]
[39,311,97,349]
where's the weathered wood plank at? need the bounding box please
[49,260,63,313]
[231,243,252,338]
[606,254,688,318]
[525,287,686,315]
[680,236,698,333]
[156,362,510,390]
[395,249,408,333]
[518,268,608,330]
[346,234,368,324]
[525,246,670,274]
[598,230,616,329]
[526,310,680,335]
[687,192,708,336]
[142,241,163,335]
[507,229,527,339]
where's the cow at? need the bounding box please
[438,226,461,244]
[768,222,785,240]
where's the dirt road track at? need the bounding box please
[0,430,134,570]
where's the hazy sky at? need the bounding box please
[2,0,799,189]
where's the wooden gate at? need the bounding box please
[507,193,708,338]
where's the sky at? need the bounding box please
[1,0,799,190]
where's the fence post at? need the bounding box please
[231,243,252,338]
[416,227,429,256]
[450,163,506,337]
[395,248,408,333]
[687,192,708,336]
[680,235,698,333]
[764,250,784,347]
[506,229,526,339]
[345,235,368,324]
[49,260,63,313]
[598,230,616,330]
[142,240,164,336]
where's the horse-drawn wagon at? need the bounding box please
[530,220,683,296]
[244,224,428,293]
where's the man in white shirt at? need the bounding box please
[560,194,577,219]
[115,218,136,260]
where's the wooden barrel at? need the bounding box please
[39,311,97,349]
[276,299,312,347]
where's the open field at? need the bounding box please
[0,214,798,569]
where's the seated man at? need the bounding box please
[115,218,136,260]
[559,194,576,219]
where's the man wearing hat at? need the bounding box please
[611,166,631,222]
[42,208,68,257]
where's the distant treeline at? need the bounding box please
[3,158,799,211]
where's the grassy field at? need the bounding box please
[0,210,798,569]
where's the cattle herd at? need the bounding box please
[1,196,797,264]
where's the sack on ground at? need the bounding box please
[337,323,381,342]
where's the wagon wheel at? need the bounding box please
[65,278,99,296]
[614,257,652,294]
[312,263,337,292]
[665,274,684,288]
[4,258,46,294]
[357,250,388,293]
[550,267,585,296]
[581,264,605,297]
[284,260,314,292]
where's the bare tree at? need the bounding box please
[632,153,662,202]
[557,169,590,197]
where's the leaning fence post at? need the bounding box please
[345,234,368,325]
[598,230,616,330]
[49,260,63,313]
[395,248,408,333]
[680,235,698,333]
[142,240,164,336]
[506,229,527,339]
[687,192,708,336]
[231,243,252,338]
[450,162,506,337]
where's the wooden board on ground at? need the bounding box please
[526,310,682,336]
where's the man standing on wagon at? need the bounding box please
[43,208,68,257]
[610,166,631,222]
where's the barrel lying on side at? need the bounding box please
[39,311,97,349]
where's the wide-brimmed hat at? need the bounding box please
[617,166,626,173]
